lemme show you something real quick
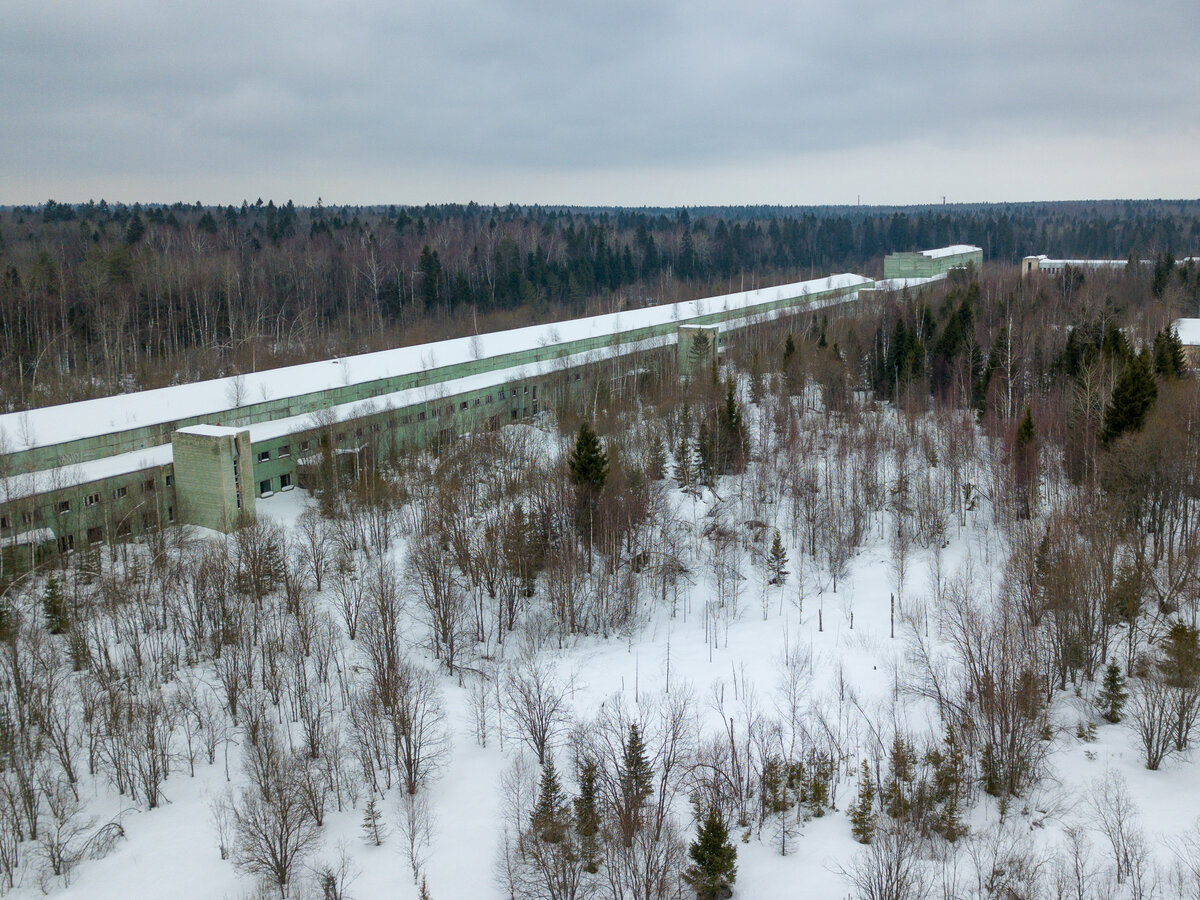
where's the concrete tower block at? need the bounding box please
[677,324,719,376]
[172,425,255,532]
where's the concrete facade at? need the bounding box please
[172,426,255,533]
[0,274,873,557]
[883,245,983,279]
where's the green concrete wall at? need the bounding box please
[173,429,255,533]
[883,248,982,279]
[1,278,868,554]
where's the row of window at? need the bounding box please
[57,507,175,553]
[258,473,293,497]
[47,475,174,516]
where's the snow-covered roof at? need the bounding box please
[0,274,870,454]
[0,277,871,500]
[1173,318,1200,346]
[870,274,947,291]
[175,424,247,438]
[920,245,980,259]
[2,444,173,503]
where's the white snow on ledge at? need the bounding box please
[920,244,979,259]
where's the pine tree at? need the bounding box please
[760,756,795,854]
[849,760,875,844]
[1013,405,1038,519]
[718,382,747,474]
[43,574,69,635]
[674,433,694,487]
[361,793,387,845]
[569,422,609,568]
[647,436,667,481]
[619,723,653,841]
[882,736,915,820]
[767,532,789,586]
[568,422,609,496]
[783,334,795,368]
[1097,661,1128,724]
[1154,328,1187,378]
[532,759,571,844]
[1102,351,1158,444]
[696,422,716,488]
[574,757,601,873]
[684,807,737,900]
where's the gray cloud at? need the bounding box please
[1,0,1198,204]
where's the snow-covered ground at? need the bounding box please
[11,394,1200,900]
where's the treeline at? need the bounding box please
[0,199,1198,411]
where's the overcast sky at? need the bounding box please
[2,0,1198,207]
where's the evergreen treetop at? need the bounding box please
[568,422,609,496]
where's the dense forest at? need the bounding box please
[1,199,1198,413]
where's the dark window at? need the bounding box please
[258,450,271,462]
[280,473,292,489]
[486,394,493,404]
[144,478,156,492]
[164,475,174,487]
[299,440,311,453]
[355,427,363,438]
[0,515,8,530]
[278,445,291,457]
[117,520,132,536]
[498,389,506,399]
[372,423,382,432]
[574,372,581,381]
[113,486,128,500]
[167,506,175,522]
[460,401,468,411]
[58,534,74,553]
[259,479,272,495]
[87,526,103,544]
[336,431,346,442]
[418,411,426,421]
[57,500,71,514]
[532,386,537,399]
[85,493,100,508]
[473,398,481,407]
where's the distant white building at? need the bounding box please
[1021,255,1134,277]
[1172,318,1200,368]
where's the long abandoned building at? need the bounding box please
[0,268,916,564]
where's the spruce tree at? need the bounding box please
[674,433,694,487]
[684,807,737,900]
[767,532,789,586]
[568,422,609,496]
[569,422,609,568]
[574,757,601,873]
[361,793,386,845]
[43,574,69,635]
[619,723,653,840]
[1101,351,1158,444]
[849,760,875,844]
[718,382,747,474]
[532,759,571,844]
[1097,661,1128,724]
